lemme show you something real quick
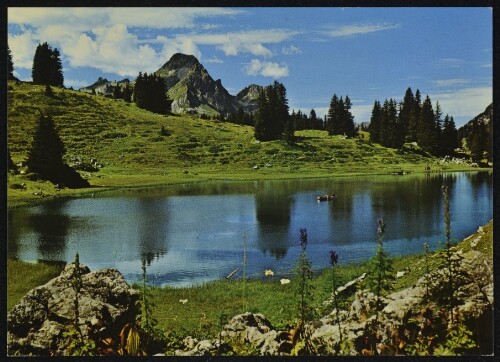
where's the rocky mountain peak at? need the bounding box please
[159,53,200,71]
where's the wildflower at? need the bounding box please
[329,250,339,266]
[377,218,386,236]
[179,299,188,304]
[280,278,290,285]
[300,228,308,249]
[264,269,274,277]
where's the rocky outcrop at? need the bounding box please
[173,338,232,356]
[7,263,140,356]
[173,313,293,356]
[220,312,293,355]
[79,77,130,95]
[304,246,493,356]
[236,84,265,113]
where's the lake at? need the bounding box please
[8,171,492,287]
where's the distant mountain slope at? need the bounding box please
[236,84,264,114]
[79,77,130,95]
[457,103,492,141]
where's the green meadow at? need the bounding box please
[7,81,483,207]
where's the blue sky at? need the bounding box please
[8,7,492,126]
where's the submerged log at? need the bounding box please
[226,268,239,279]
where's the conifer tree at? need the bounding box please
[254,81,290,141]
[309,109,322,130]
[407,89,422,141]
[467,121,487,162]
[342,95,356,137]
[8,44,15,80]
[32,42,64,86]
[434,101,443,153]
[368,100,382,143]
[26,113,65,181]
[254,88,270,141]
[399,87,415,141]
[122,83,132,103]
[417,96,436,152]
[112,85,123,99]
[51,48,64,87]
[133,72,171,114]
[326,94,355,137]
[26,113,88,187]
[326,94,340,135]
[441,115,458,155]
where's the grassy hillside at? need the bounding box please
[7,81,482,205]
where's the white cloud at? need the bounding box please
[64,79,91,89]
[438,58,464,68]
[183,29,298,57]
[433,78,470,87]
[322,23,400,37]
[60,24,160,76]
[206,56,224,64]
[351,104,374,123]
[244,59,289,78]
[158,35,202,64]
[8,29,38,68]
[429,86,492,125]
[8,7,299,78]
[9,7,244,30]
[281,45,301,55]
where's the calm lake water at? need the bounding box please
[8,172,492,287]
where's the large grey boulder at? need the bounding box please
[7,263,140,356]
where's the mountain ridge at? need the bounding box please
[80,53,263,116]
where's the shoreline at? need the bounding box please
[7,166,491,209]
[8,219,493,335]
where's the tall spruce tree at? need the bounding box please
[32,42,64,86]
[254,81,290,141]
[123,83,132,102]
[133,72,171,114]
[417,96,436,152]
[50,48,64,87]
[434,101,443,154]
[441,115,458,155]
[399,87,415,141]
[326,94,355,137]
[368,100,382,143]
[26,113,65,181]
[26,113,88,187]
[8,44,15,80]
[326,94,340,135]
[407,89,422,141]
[254,88,270,141]
[342,95,356,137]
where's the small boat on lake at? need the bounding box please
[317,194,337,202]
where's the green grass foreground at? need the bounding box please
[7,259,66,311]
[8,219,492,340]
[7,81,486,207]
